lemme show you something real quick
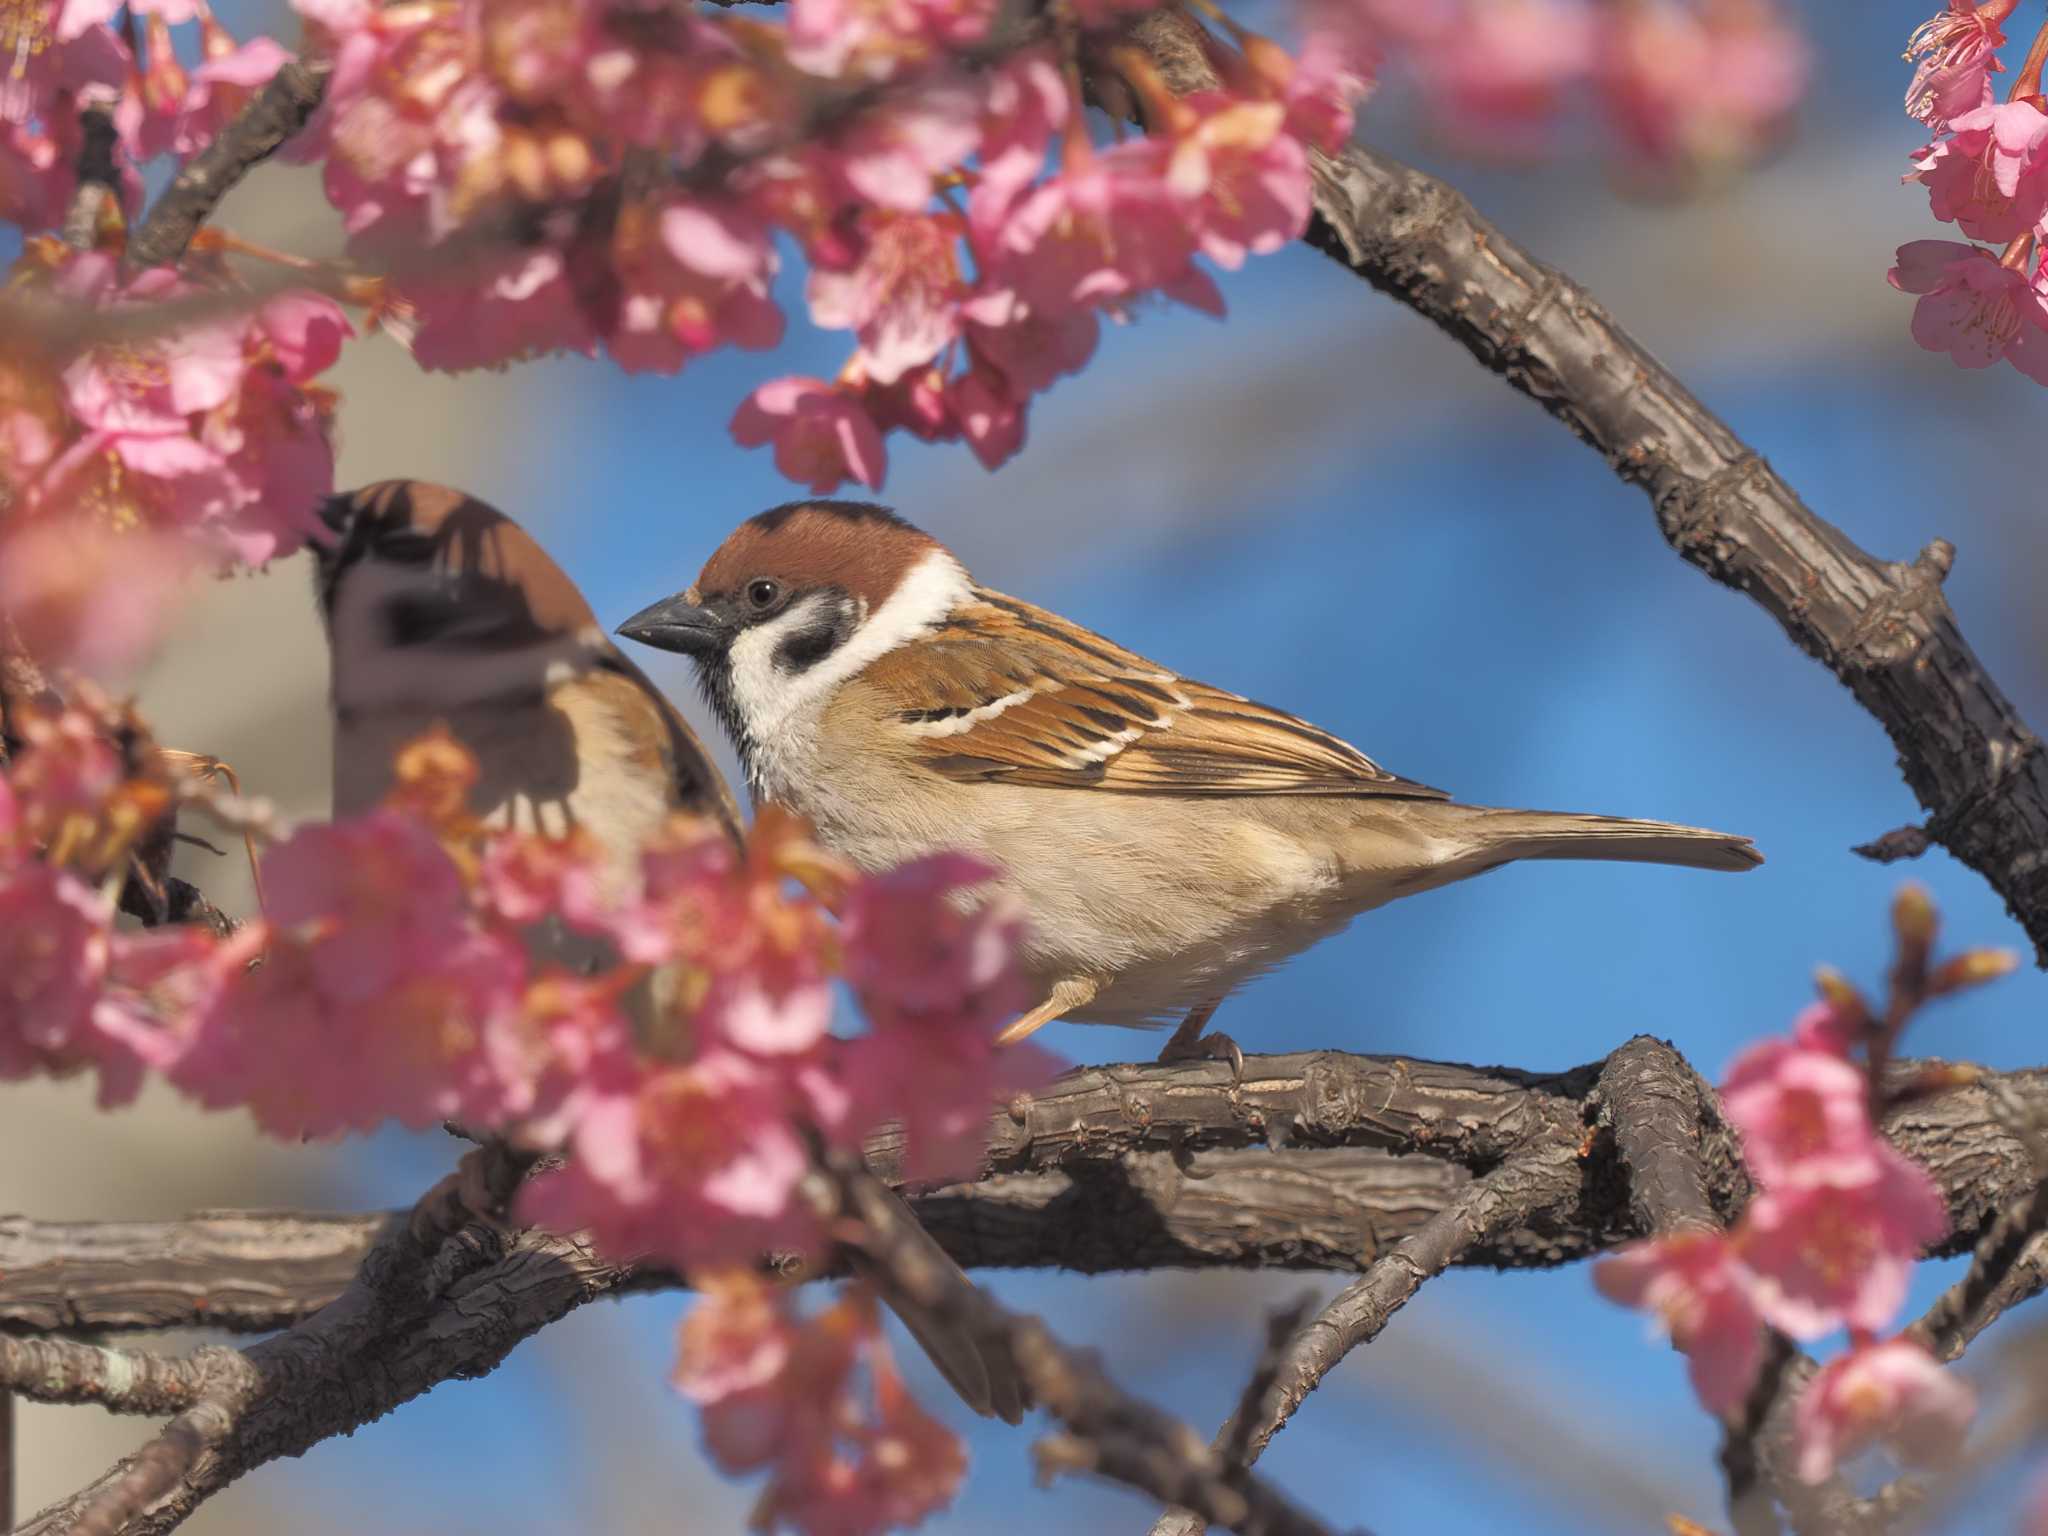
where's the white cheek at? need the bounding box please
[727,594,841,746]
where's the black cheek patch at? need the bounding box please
[774,611,850,673]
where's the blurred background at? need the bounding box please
[8,0,2047,1529]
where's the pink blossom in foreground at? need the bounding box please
[1905,0,2008,129]
[401,247,595,372]
[993,141,1209,314]
[840,856,1056,1180]
[1721,1038,1880,1188]
[730,377,888,493]
[1740,1150,1949,1340]
[676,1278,966,1536]
[1594,1229,1765,1416]
[1794,1338,1973,1483]
[173,32,291,158]
[1791,1000,1858,1057]
[1908,101,2048,243]
[519,1051,820,1266]
[0,862,134,1105]
[783,0,999,82]
[173,814,536,1136]
[0,518,194,675]
[831,79,981,214]
[606,197,784,375]
[0,4,126,127]
[1889,239,2048,381]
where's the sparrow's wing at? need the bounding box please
[855,589,1450,798]
[585,652,745,846]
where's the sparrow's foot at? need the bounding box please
[1156,1026,1244,1080]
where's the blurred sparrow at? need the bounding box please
[312,480,1025,1423]
[618,500,1762,1064]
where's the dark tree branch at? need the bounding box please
[125,62,330,270]
[5,1052,2039,1333]
[1299,141,2048,964]
[825,1157,1347,1536]
[61,104,122,252]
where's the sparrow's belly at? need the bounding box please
[779,766,1429,1030]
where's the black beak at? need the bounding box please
[617,593,732,656]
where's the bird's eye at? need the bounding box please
[746,579,782,611]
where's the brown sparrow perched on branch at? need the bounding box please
[311,481,1026,1423]
[618,500,1762,1065]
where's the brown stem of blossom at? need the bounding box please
[2009,16,2048,100]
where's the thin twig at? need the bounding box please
[126,61,331,269]
[0,1336,232,1415]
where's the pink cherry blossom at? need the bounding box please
[1739,1148,1949,1339]
[0,862,151,1107]
[993,140,1205,314]
[1413,0,1596,152]
[809,214,964,386]
[832,79,980,213]
[840,858,1053,1180]
[0,117,72,230]
[731,377,887,493]
[0,4,127,127]
[402,248,597,372]
[1906,0,2007,129]
[1889,239,2048,381]
[961,286,1099,397]
[519,1050,819,1266]
[1794,1338,1974,1483]
[1791,1000,1858,1057]
[605,196,784,374]
[1909,101,2048,242]
[1597,0,1807,174]
[1164,95,1312,269]
[0,517,194,674]
[1721,1038,1881,1188]
[784,0,999,82]
[1594,1229,1765,1416]
[945,367,1026,472]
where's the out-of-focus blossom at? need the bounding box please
[606,196,784,375]
[676,1277,966,1535]
[784,0,999,82]
[1598,0,1807,175]
[1721,1038,1880,1188]
[1905,0,2008,129]
[832,79,981,213]
[1594,1229,1765,1416]
[840,855,1054,1180]
[0,518,194,674]
[1888,239,2048,381]
[730,377,887,493]
[519,1049,819,1265]
[1412,0,1596,152]
[1794,1338,1974,1483]
[1740,1151,1949,1339]
[173,32,291,158]
[0,862,130,1103]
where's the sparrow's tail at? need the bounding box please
[1445,806,1763,873]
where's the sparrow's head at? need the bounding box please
[315,480,608,715]
[618,500,970,751]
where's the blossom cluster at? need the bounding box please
[0,0,287,231]
[1892,0,2048,381]
[0,716,1054,1533]
[1364,0,1804,177]
[1596,888,1996,1485]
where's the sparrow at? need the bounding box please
[617,499,1762,1064]
[311,480,1025,1423]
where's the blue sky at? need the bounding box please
[191,1,2048,1530]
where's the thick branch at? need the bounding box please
[1301,142,2048,962]
[5,1053,2039,1336]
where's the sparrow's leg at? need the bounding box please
[1157,997,1242,1078]
[993,975,1100,1046]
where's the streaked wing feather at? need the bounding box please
[587,655,746,844]
[863,591,1448,799]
